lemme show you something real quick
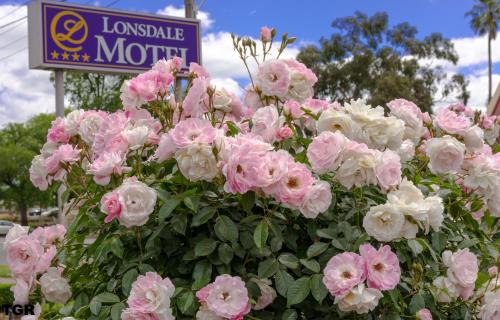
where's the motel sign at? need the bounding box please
[28,0,201,74]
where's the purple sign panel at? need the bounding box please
[28,1,200,74]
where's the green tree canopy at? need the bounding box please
[0,113,56,225]
[297,11,469,113]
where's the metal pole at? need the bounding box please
[55,70,65,225]
[175,0,197,97]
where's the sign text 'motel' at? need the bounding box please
[28,0,201,74]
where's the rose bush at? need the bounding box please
[4,28,499,319]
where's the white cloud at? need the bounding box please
[0,5,55,127]
[210,77,244,96]
[453,35,500,68]
[156,5,214,30]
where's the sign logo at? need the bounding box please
[50,11,88,52]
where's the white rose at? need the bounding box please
[484,124,499,145]
[425,196,444,232]
[396,139,416,162]
[123,125,150,150]
[41,141,59,158]
[433,276,459,303]
[196,306,224,320]
[212,89,233,112]
[316,108,361,140]
[336,150,380,189]
[117,178,157,227]
[287,72,313,103]
[40,267,72,304]
[487,194,500,217]
[251,105,281,143]
[175,143,218,182]
[334,284,383,314]
[363,203,405,242]
[79,113,105,144]
[251,278,277,310]
[4,224,29,248]
[478,290,500,320]
[463,125,484,153]
[30,155,50,191]
[426,136,465,174]
[344,99,384,125]
[63,110,85,136]
[363,117,404,150]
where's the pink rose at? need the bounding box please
[12,278,32,304]
[222,136,274,194]
[422,112,432,125]
[154,132,177,162]
[307,131,346,174]
[120,309,159,320]
[197,274,250,320]
[89,152,126,185]
[170,118,216,148]
[127,272,175,318]
[282,60,318,86]
[416,308,432,320]
[283,100,304,118]
[488,266,498,277]
[276,126,293,141]
[303,98,329,114]
[323,252,366,296]
[153,56,183,73]
[47,117,70,144]
[443,249,478,288]
[128,70,173,101]
[44,144,81,181]
[100,191,122,223]
[182,77,208,118]
[435,108,471,134]
[387,99,423,120]
[257,60,290,97]
[264,161,314,207]
[30,155,50,191]
[375,150,402,191]
[251,105,281,143]
[6,235,44,280]
[189,62,210,78]
[359,244,401,291]
[260,26,273,42]
[30,225,66,246]
[480,115,496,129]
[244,85,264,111]
[299,180,332,219]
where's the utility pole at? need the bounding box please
[176,0,197,97]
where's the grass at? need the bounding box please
[0,283,13,304]
[0,265,11,278]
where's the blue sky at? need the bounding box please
[0,0,498,125]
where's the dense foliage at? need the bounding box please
[4,28,499,320]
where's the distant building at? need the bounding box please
[487,82,500,115]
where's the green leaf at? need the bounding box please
[287,277,310,306]
[122,269,138,295]
[282,309,298,320]
[89,300,101,315]
[183,197,198,212]
[241,191,255,213]
[214,215,239,244]
[156,189,171,202]
[258,258,278,278]
[306,242,329,258]
[278,253,299,269]
[192,260,212,290]
[218,243,234,264]
[310,274,328,304]
[178,291,196,314]
[409,294,426,314]
[110,303,125,320]
[195,238,218,257]
[109,238,124,258]
[254,220,269,249]
[159,199,180,220]
[191,207,216,227]
[226,121,240,136]
[300,259,320,273]
[171,214,187,235]
[408,239,424,256]
[275,269,294,297]
[316,228,337,239]
[94,292,120,304]
[458,239,479,249]
[431,232,447,252]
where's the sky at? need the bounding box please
[0,0,499,126]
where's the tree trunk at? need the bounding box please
[19,205,28,226]
[488,34,492,104]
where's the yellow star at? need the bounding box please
[72,53,80,61]
[82,53,90,62]
[50,50,59,59]
[61,52,69,60]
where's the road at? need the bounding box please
[0,236,6,265]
